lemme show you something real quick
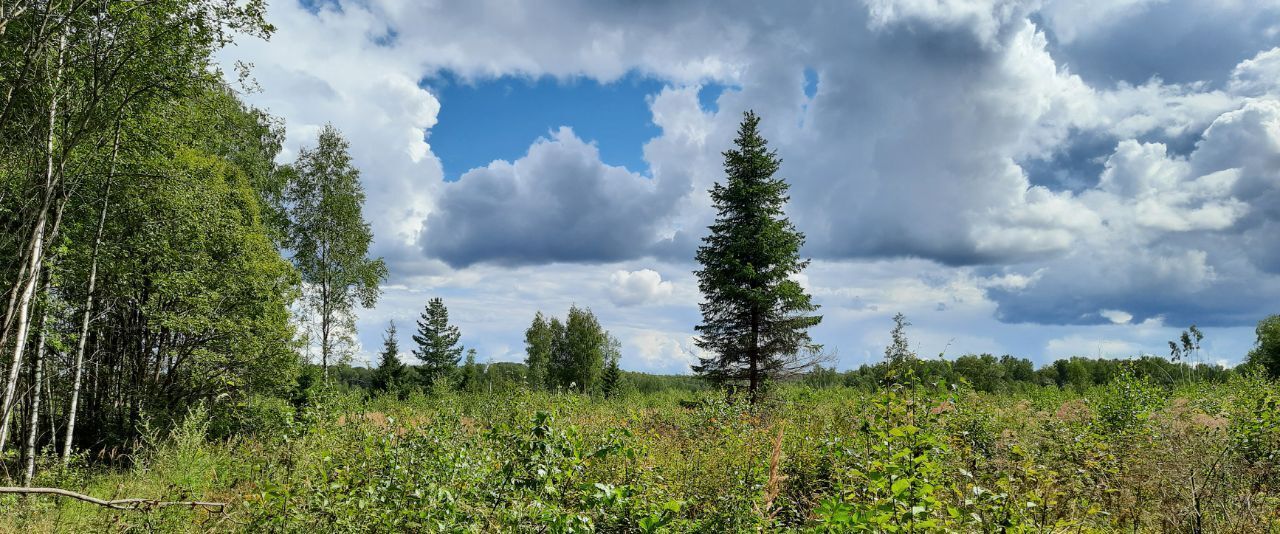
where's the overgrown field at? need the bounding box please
[4,373,1280,532]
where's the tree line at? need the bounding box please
[0,0,384,485]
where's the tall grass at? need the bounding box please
[3,376,1280,532]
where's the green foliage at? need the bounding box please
[560,306,608,393]
[525,311,555,389]
[286,124,387,372]
[7,380,1280,532]
[601,347,622,398]
[524,306,616,394]
[1248,315,1280,379]
[1091,367,1165,436]
[693,111,822,403]
[458,348,482,393]
[412,297,463,384]
[372,321,408,395]
[1231,372,1280,466]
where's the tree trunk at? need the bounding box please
[23,308,48,485]
[748,308,760,404]
[320,280,330,380]
[0,31,65,454]
[0,244,31,350]
[62,159,114,463]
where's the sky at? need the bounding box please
[217,0,1280,373]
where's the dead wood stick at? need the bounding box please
[0,486,226,512]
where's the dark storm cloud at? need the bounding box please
[1043,0,1280,87]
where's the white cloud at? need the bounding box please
[609,269,675,306]
[216,0,1280,372]
[1229,47,1280,97]
[626,329,702,372]
[422,127,692,267]
[1099,309,1133,324]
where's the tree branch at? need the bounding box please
[0,486,226,512]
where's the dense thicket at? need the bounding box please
[0,0,335,484]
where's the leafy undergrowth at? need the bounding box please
[4,375,1280,532]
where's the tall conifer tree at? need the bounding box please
[693,111,822,403]
[413,297,462,384]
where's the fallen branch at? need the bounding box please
[0,486,226,512]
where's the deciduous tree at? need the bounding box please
[285,125,386,377]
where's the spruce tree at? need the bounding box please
[600,336,622,398]
[693,111,822,403]
[413,297,463,384]
[372,321,406,393]
[459,348,481,392]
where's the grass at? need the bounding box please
[3,373,1280,532]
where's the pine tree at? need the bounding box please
[372,321,406,393]
[524,312,554,390]
[413,297,462,384]
[693,111,822,404]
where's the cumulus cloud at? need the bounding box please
[1229,47,1280,97]
[1039,0,1280,86]
[216,0,442,279]
[986,94,1280,326]
[626,329,701,372]
[421,127,691,267]
[218,0,1280,370]
[608,269,675,306]
[1099,309,1134,325]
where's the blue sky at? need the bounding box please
[426,72,665,180]
[220,0,1280,373]
[424,72,739,181]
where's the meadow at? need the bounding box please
[3,368,1279,533]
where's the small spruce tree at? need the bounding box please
[459,348,482,392]
[600,335,622,398]
[372,321,406,394]
[413,297,463,385]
